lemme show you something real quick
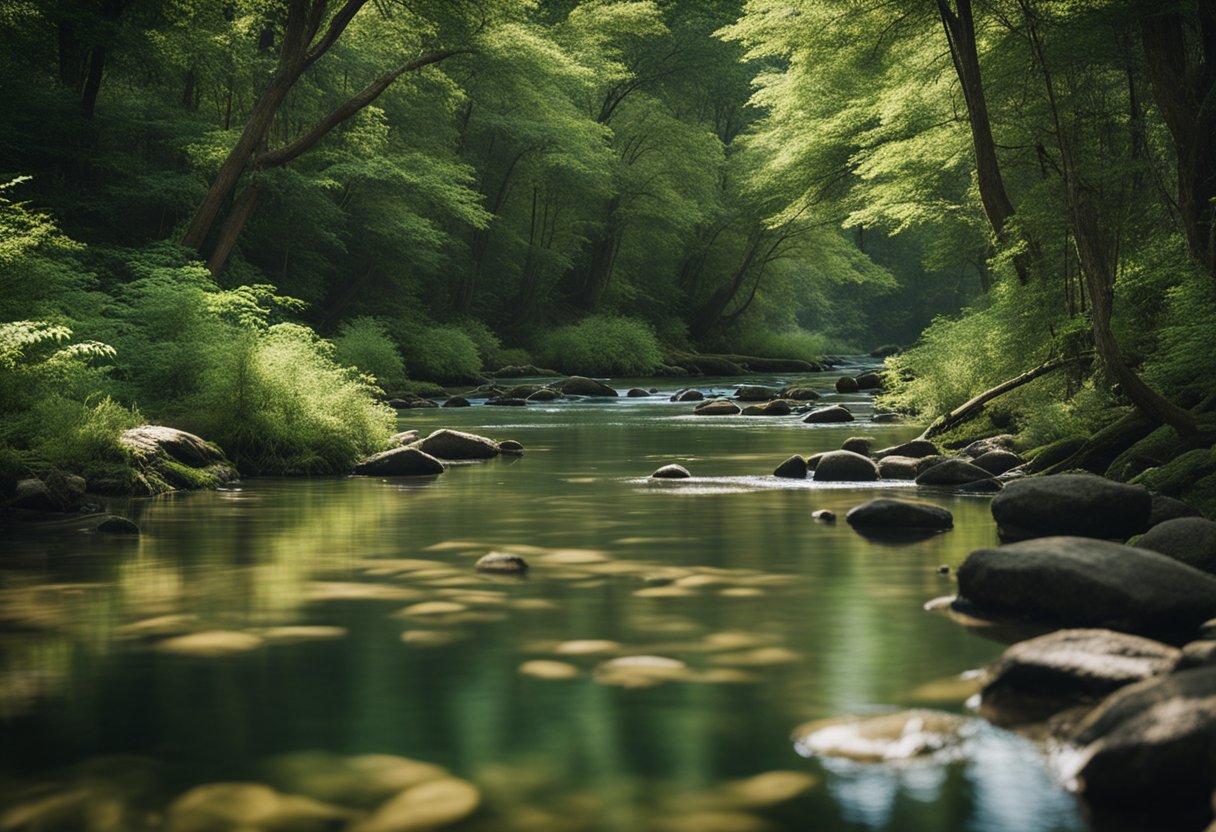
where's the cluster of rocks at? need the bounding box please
[353,429,524,477]
[389,375,624,409]
[943,473,1216,815]
[765,434,1022,487]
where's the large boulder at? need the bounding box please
[875,439,940,459]
[914,459,993,486]
[1147,494,1200,527]
[735,385,781,401]
[855,372,883,390]
[742,400,791,416]
[979,629,1181,726]
[441,396,471,408]
[526,388,562,402]
[773,456,808,479]
[780,386,820,401]
[11,479,58,511]
[412,429,500,460]
[672,389,705,402]
[694,400,740,416]
[845,498,953,531]
[956,536,1216,638]
[877,456,920,480]
[389,430,420,447]
[626,388,650,398]
[558,376,618,397]
[972,450,1023,476]
[803,405,854,424]
[835,376,860,393]
[1061,666,1216,808]
[813,451,879,482]
[115,425,238,493]
[841,436,874,456]
[990,474,1152,540]
[120,425,226,467]
[1135,517,1216,576]
[354,448,445,477]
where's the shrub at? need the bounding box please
[459,318,507,369]
[332,317,407,394]
[493,347,534,369]
[398,323,483,382]
[727,327,837,361]
[536,315,662,376]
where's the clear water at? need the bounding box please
[0,369,1087,831]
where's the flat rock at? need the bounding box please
[1135,517,1216,575]
[413,429,500,460]
[772,456,807,479]
[990,474,1151,540]
[812,451,878,482]
[802,405,854,424]
[354,447,445,477]
[651,464,692,479]
[914,458,993,486]
[979,629,1181,725]
[846,498,953,531]
[957,536,1216,638]
[1061,666,1216,808]
[877,456,919,480]
[875,439,939,459]
[695,400,741,416]
[558,376,617,396]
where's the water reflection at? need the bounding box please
[0,375,1087,831]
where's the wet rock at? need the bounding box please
[813,451,878,482]
[558,376,617,397]
[956,536,1216,638]
[840,436,874,456]
[97,516,139,535]
[485,397,527,406]
[811,510,836,522]
[475,552,529,575]
[845,498,953,531]
[651,464,692,480]
[627,388,651,397]
[972,450,1023,475]
[834,376,860,393]
[956,478,1002,493]
[1135,517,1216,576]
[877,456,919,480]
[855,372,883,390]
[990,474,1152,541]
[497,440,525,455]
[351,777,480,832]
[526,388,562,402]
[872,412,903,423]
[805,453,825,472]
[695,400,741,416]
[794,710,971,762]
[914,459,993,486]
[441,396,470,408]
[156,631,264,657]
[1147,494,1200,527]
[1061,666,1216,809]
[413,429,501,460]
[389,431,420,447]
[12,479,58,511]
[742,400,791,416]
[773,456,808,479]
[802,405,854,424]
[354,448,445,477]
[780,386,820,401]
[673,389,705,402]
[735,385,781,402]
[979,629,1181,725]
[875,439,940,459]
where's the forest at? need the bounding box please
[3,0,1214,491]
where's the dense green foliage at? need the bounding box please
[538,314,663,376]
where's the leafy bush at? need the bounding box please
[493,347,534,369]
[398,323,483,382]
[332,317,407,394]
[726,327,837,361]
[536,315,662,376]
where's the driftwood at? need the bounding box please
[920,354,1091,440]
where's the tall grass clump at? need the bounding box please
[332,317,407,395]
[537,315,662,376]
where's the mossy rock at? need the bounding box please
[1132,446,1216,499]
[1024,436,1089,473]
[1106,416,1216,483]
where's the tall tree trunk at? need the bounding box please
[691,229,764,337]
[206,186,261,274]
[1020,0,1196,435]
[578,231,621,310]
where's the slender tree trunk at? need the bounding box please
[691,229,764,337]
[205,186,261,274]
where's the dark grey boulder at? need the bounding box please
[990,474,1152,541]
[835,376,860,393]
[1147,494,1200,527]
[855,372,883,390]
[559,376,618,397]
[742,400,791,416]
[442,396,471,408]
[773,455,808,479]
[806,452,826,471]
[354,447,445,477]
[672,389,705,402]
[526,388,562,402]
[916,456,949,475]
[845,498,953,531]
[841,436,874,456]
[972,450,1023,476]
[1135,517,1216,576]
[735,385,781,401]
[11,479,58,511]
[498,440,525,455]
[956,478,1002,493]
[1063,666,1216,808]
[626,388,650,397]
[979,629,1180,726]
[873,413,903,423]
[389,430,420,447]
[97,516,141,535]
[780,386,820,401]
[813,451,879,482]
[651,464,691,479]
[812,509,836,522]
[803,405,854,424]
[956,536,1216,637]
[475,551,529,574]
[694,400,740,416]
[413,429,501,460]
[877,455,920,480]
[875,439,940,459]
[914,459,993,486]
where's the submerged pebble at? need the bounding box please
[155,631,263,657]
[518,660,580,680]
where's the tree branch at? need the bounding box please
[304,0,370,70]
